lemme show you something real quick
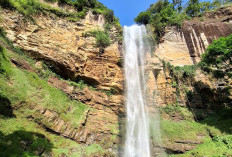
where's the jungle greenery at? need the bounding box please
[135,0,232,42]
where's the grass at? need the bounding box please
[0,38,109,157]
[160,105,232,156]
[0,117,107,157]
[0,118,53,157]
[161,119,208,141]
[0,0,122,31]
[0,45,89,125]
[170,136,232,157]
[0,0,85,22]
[160,105,195,120]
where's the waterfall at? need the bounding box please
[123,25,151,157]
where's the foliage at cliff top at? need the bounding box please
[0,0,121,26]
[200,34,232,78]
[135,0,232,42]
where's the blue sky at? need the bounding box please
[98,0,156,26]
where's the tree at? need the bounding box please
[200,34,232,78]
[186,0,200,17]
[172,0,182,12]
[199,1,213,13]
[134,12,151,25]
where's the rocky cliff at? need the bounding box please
[1,1,232,156]
[0,1,125,156]
[155,6,232,66]
[147,6,232,156]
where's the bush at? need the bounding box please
[89,30,110,48]
[74,0,97,11]
[163,61,197,80]
[200,34,232,78]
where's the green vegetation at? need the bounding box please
[135,0,189,41]
[0,117,108,157]
[159,33,232,156]
[0,0,121,28]
[200,34,232,78]
[135,0,232,42]
[0,44,88,126]
[0,0,73,20]
[160,105,232,156]
[87,30,111,48]
[161,103,194,120]
[161,119,207,141]
[94,30,111,48]
[163,60,197,81]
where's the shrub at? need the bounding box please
[95,31,110,48]
[200,34,232,78]
[74,0,97,11]
[89,30,110,48]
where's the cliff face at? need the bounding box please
[0,3,124,156]
[1,10,123,92]
[155,6,232,66]
[1,2,232,156]
[149,6,232,108]
[147,7,232,155]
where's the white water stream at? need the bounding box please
[123,25,151,157]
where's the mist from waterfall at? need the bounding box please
[123,25,151,157]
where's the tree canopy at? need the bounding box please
[135,0,232,42]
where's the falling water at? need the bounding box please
[123,25,151,157]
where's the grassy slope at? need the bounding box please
[0,29,107,156]
[160,106,232,156]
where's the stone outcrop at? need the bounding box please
[46,76,124,146]
[146,54,177,107]
[182,19,232,63]
[155,6,232,66]
[0,9,123,92]
[147,53,232,108]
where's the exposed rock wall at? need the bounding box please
[182,20,232,63]
[0,7,124,155]
[155,6,232,66]
[0,10,123,92]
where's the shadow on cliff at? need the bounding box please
[0,95,15,118]
[186,80,232,134]
[0,130,53,157]
[117,114,126,157]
